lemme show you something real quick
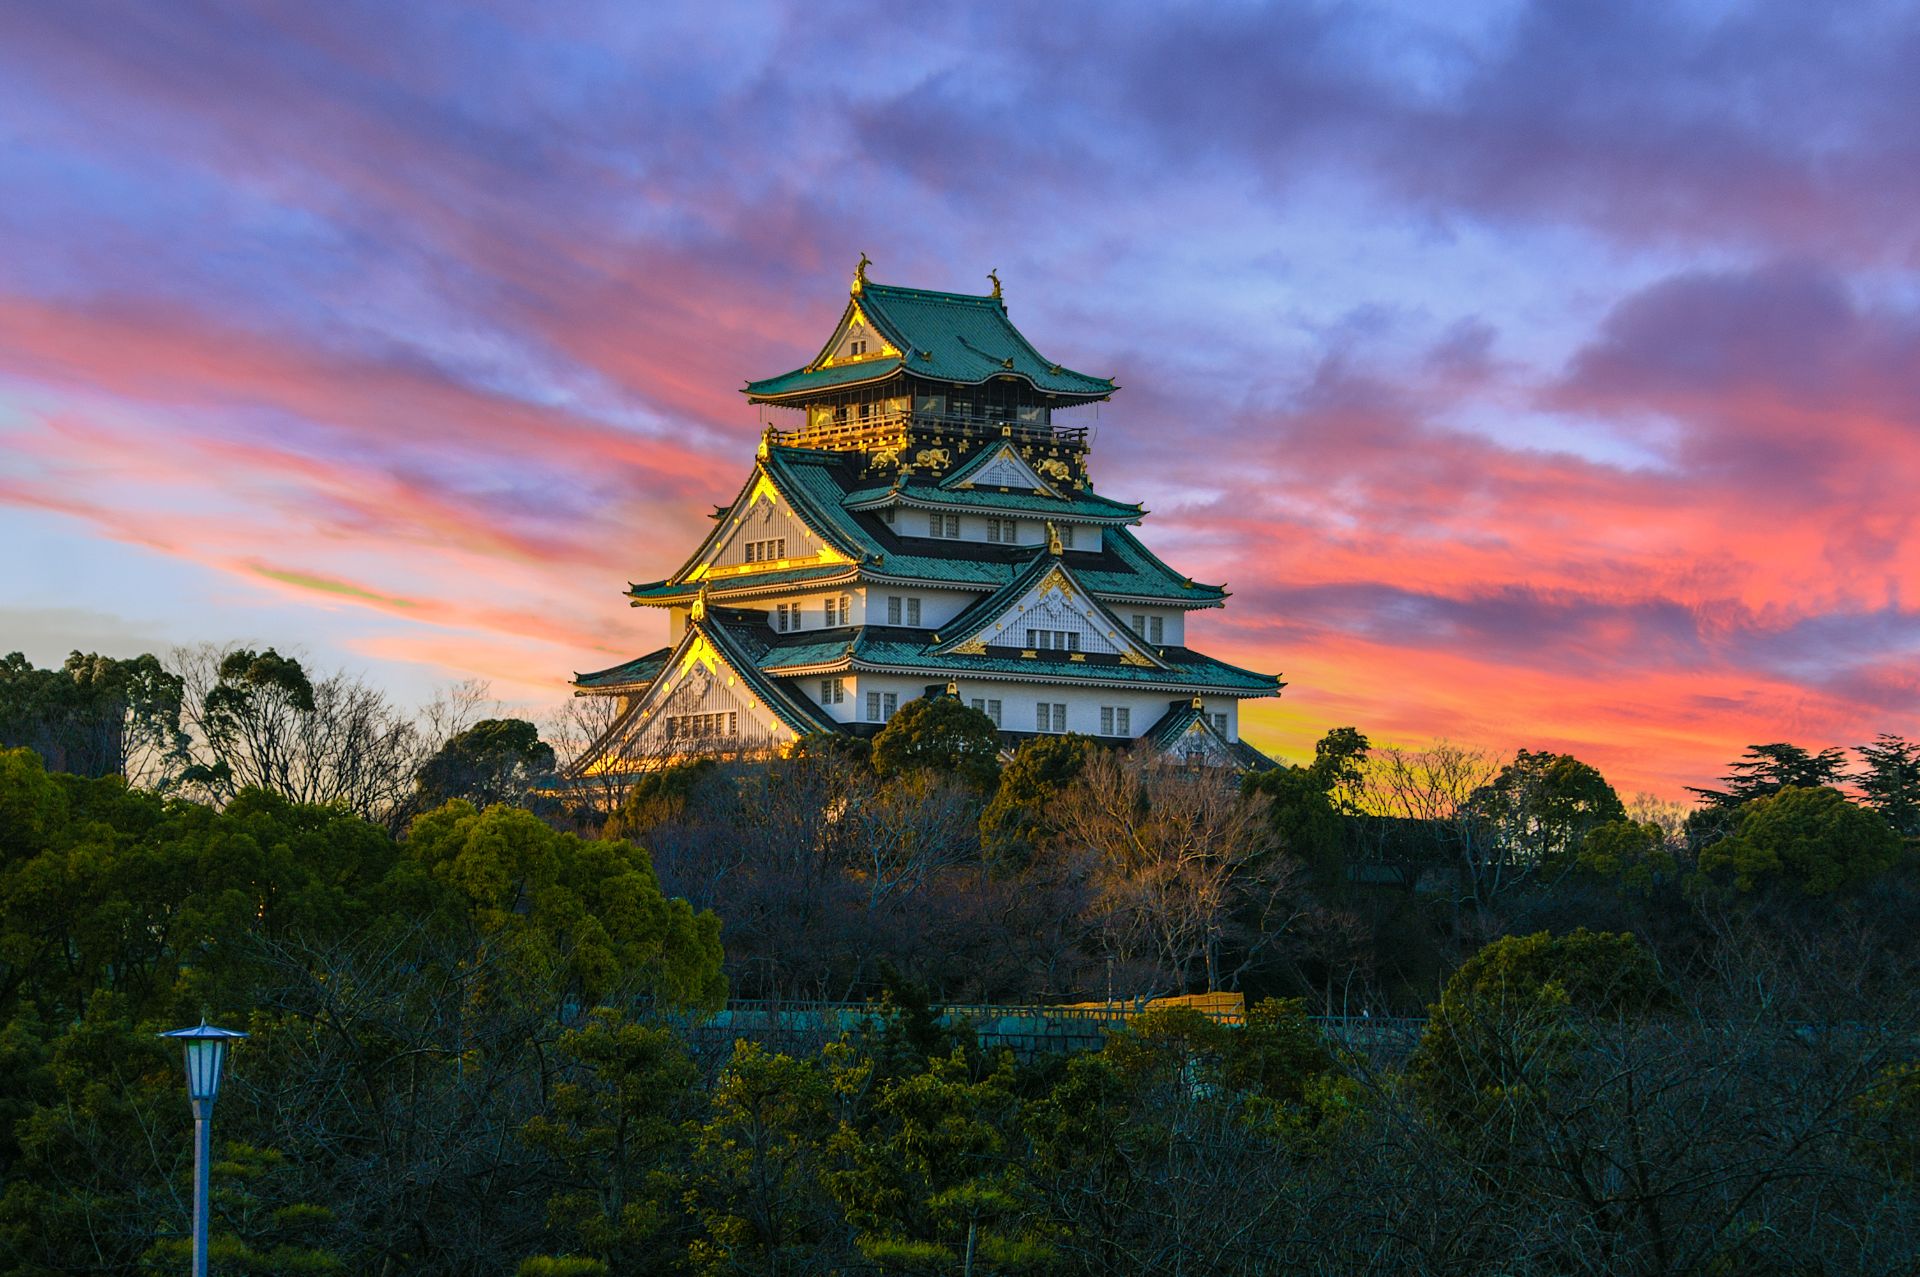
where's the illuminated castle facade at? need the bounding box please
[570,261,1281,772]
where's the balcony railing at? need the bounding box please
[767,408,1090,451]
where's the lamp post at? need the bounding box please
[159,1022,248,1277]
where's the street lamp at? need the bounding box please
[159,1022,248,1277]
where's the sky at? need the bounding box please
[3,0,1918,798]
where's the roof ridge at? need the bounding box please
[863,281,1000,305]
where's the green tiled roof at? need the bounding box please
[632,446,1223,607]
[573,647,670,690]
[1142,700,1279,771]
[930,550,1169,668]
[738,618,1279,695]
[627,563,857,603]
[843,481,1145,523]
[697,613,841,736]
[745,282,1116,401]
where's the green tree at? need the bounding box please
[686,1041,842,1275]
[401,801,727,1009]
[415,718,556,812]
[871,697,1001,793]
[1694,785,1901,895]
[1855,734,1920,837]
[1410,929,1669,1138]
[825,1050,1047,1275]
[604,757,723,840]
[520,1011,699,1275]
[1688,742,1848,810]
[978,734,1092,869]
[1468,749,1625,864]
[1572,819,1677,895]
[0,650,185,782]
[1243,727,1370,895]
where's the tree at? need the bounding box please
[1688,742,1848,809]
[686,1042,843,1275]
[1355,740,1507,918]
[871,697,1001,793]
[176,646,429,823]
[415,718,557,812]
[1467,749,1625,865]
[824,1050,1046,1275]
[0,650,185,783]
[1244,727,1371,896]
[1855,734,1920,837]
[1409,928,1670,1138]
[519,1011,699,1275]
[1695,785,1902,895]
[1572,819,1677,895]
[1053,749,1299,994]
[401,801,727,1009]
[978,734,1092,870]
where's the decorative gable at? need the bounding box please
[1160,714,1240,767]
[691,472,856,579]
[814,301,901,370]
[942,440,1063,497]
[940,561,1166,667]
[580,627,803,772]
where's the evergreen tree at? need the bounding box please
[1855,734,1920,837]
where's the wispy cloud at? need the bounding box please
[1,0,1913,795]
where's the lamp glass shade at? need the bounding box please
[159,1023,248,1103]
[184,1038,225,1101]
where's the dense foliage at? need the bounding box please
[3,647,1919,1273]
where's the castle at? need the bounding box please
[570,260,1281,773]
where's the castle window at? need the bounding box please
[970,697,1003,727]
[1149,616,1164,644]
[886,596,902,624]
[775,603,790,632]
[850,338,868,356]
[906,597,922,626]
[1211,712,1228,735]
[1026,629,1078,651]
[987,518,1020,543]
[866,691,898,722]
[744,538,786,564]
[820,678,844,706]
[1059,525,1076,549]
[665,711,737,740]
[836,595,850,625]
[1099,706,1131,736]
[1036,702,1067,733]
[927,513,960,538]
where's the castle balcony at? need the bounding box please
[767,406,1091,454]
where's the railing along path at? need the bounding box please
[672,999,1426,1060]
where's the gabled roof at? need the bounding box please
[940,440,1063,497]
[733,616,1281,696]
[1143,699,1280,771]
[573,646,672,692]
[626,447,1223,608]
[929,550,1170,668]
[745,280,1116,402]
[842,484,1144,524]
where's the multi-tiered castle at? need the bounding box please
[570,260,1282,773]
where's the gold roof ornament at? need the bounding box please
[691,582,711,622]
[988,268,1002,299]
[1047,521,1063,556]
[852,252,871,295]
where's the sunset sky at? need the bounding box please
[4,1,1917,797]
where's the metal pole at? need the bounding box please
[191,1098,211,1277]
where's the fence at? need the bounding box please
[672,999,1426,1061]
